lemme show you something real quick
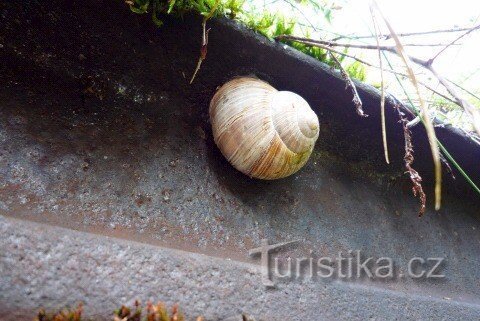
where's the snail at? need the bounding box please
[209,77,319,180]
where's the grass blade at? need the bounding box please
[373,1,442,210]
[370,7,389,164]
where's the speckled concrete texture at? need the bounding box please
[1,1,480,319]
[1,215,480,320]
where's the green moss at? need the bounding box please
[126,0,366,80]
[345,60,367,82]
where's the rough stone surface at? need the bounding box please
[0,0,480,319]
[1,216,480,321]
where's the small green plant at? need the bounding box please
[223,0,246,18]
[127,0,221,25]
[345,60,367,82]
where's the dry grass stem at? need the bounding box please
[373,1,442,210]
[190,0,220,84]
[371,7,389,164]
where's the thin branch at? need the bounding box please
[297,22,350,38]
[276,34,434,67]
[447,79,480,102]
[282,0,320,33]
[384,43,459,47]
[428,65,480,135]
[277,32,480,137]
[328,51,367,117]
[276,35,456,51]
[428,23,480,64]
[277,36,403,72]
[420,83,458,106]
[333,27,474,41]
[276,36,458,106]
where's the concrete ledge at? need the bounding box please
[2,215,480,320]
[1,1,480,320]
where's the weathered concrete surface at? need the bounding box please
[1,0,480,319]
[2,215,480,321]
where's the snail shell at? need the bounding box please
[209,77,319,179]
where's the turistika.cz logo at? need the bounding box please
[249,239,445,287]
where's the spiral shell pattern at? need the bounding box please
[209,77,319,179]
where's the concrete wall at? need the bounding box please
[1,0,479,319]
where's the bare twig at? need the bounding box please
[371,7,389,164]
[278,19,479,212]
[282,0,320,33]
[419,84,459,106]
[332,26,474,41]
[277,36,403,74]
[277,27,480,137]
[297,22,348,39]
[427,65,480,135]
[389,24,480,136]
[428,23,480,64]
[276,35,457,51]
[328,51,367,117]
[278,35,466,68]
[275,36,459,107]
[447,79,480,102]
[276,34,439,67]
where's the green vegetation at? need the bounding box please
[126,0,478,204]
[126,0,366,81]
[127,0,245,25]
